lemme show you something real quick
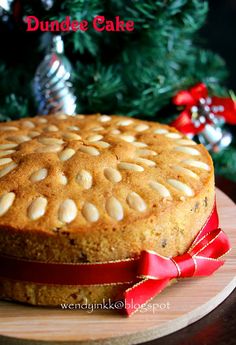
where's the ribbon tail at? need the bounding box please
[194,257,225,276]
[123,278,170,316]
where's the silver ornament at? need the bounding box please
[0,0,13,12]
[191,98,232,152]
[198,123,232,153]
[0,0,13,19]
[33,35,77,115]
[41,0,54,11]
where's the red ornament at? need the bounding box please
[171,83,236,135]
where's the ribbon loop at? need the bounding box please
[138,251,177,280]
[125,224,230,315]
[189,228,230,259]
[172,253,196,278]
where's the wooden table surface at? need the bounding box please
[144,176,236,345]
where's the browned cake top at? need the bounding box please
[0,114,213,233]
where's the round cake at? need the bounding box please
[0,113,214,305]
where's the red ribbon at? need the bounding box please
[0,203,231,316]
[171,82,236,135]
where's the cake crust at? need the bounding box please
[0,114,214,305]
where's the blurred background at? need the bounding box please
[0,0,236,181]
[201,0,236,91]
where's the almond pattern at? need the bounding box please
[79,146,100,156]
[38,137,64,145]
[0,150,15,158]
[182,159,210,171]
[0,126,18,131]
[136,149,157,156]
[22,121,35,129]
[0,162,17,178]
[149,181,171,198]
[132,142,148,147]
[173,166,199,179]
[110,129,121,135]
[45,125,59,132]
[76,170,93,189]
[176,139,197,146]
[67,125,80,131]
[99,115,111,122]
[135,157,156,167]
[87,134,103,142]
[167,179,194,197]
[58,172,68,185]
[36,145,63,153]
[0,158,13,166]
[30,168,48,182]
[58,199,77,223]
[28,131,40,138]
[0,114,212,228]
[174,146,200,156]
[120,135,135,142]
[7,136,30,143]
[106,197,124,221]
[0,192,15,216]
[118,162,144,172]
[117,119,133,126]
[82,202,99,222]
[28,197,47,220]
[134,124,149,132]
[154,128,169,134]
[94,141,110,148]
[37,118,47,123]
[127,192,146,212]
[0,144,18,149]
[91,126,104,131]
[55,114,67,120]
[165,133,182,139]
[63,133,81,140]
[104,167,122,183]
[59,148,76,161]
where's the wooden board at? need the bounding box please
[0,188,235,345]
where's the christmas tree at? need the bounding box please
[0,0,235,180]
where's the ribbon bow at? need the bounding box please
[171,82,236,135]
[0,204,231,316]
[124,230,230,315]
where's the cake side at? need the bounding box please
[0,174,214,263]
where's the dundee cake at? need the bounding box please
[0,114,214,305]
